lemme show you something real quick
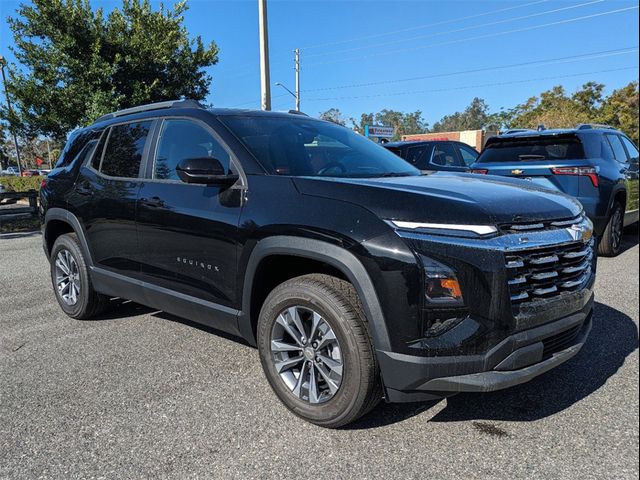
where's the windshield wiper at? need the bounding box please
[518,154,546,160]
[377,172,415,178]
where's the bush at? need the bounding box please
[0,176,43,192]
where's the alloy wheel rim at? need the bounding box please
[55,249,80,306]
[270,305,343,404]
[612,208,623,249]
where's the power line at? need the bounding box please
[228,93,288,108]
[304,0,604,59]
[304,6,640,68]
[302,47,639,93]
[299,0,552,51]
[303,66,639,102]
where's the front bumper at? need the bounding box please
[379,294,593,402]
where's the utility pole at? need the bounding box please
[294,48,300,111]
[0,55,22,175]
[258,0,271,111]
[46,138,53,169]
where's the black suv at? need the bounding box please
[41,100,596,427]
[383,140,479,172]
[470,125,639,256]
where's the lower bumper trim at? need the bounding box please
[420,315,590,393]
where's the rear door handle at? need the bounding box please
[140,196,165,208]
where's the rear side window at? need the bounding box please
[99,121,152,178]
[432,143,462,167]
[606,134,630,162]
[477,136,585,163]
[405,145,430,168]
[55,128,102,168]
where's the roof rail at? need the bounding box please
[95,99,204,123]
[577,123,616,130]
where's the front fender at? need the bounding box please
[238,235,391,351]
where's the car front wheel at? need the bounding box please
[257,274,381,428]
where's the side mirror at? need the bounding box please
[175,157,239,186]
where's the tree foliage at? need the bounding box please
[319,108,347,126]
[3,0,219,140]
[432,97,490,132]
[598,82,639,145]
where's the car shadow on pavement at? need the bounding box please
[619,223,639,254]
[346,301,638,429]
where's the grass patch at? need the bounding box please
[0,216,40,234]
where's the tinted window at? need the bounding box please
[100,121,152,178]
[477,135,585,163]
[432,143,462,167]
[606,134,629,162]
[91,131,108,170]
[457,144,478,166]
[620,136,639,160]
[55,128,102,168]
[221,116,419,178]
[154,120,231,181]
[405,145,430,168]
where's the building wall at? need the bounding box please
[401,130,495,150]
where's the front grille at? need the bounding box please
[500,215,583,234]
[542,324,582,357]
[506,237,595,304]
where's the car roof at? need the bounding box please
[496,126,621,139]
[383,140,461,148]
[89,99,318,129]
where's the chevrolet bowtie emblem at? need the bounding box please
[511,169,524,175]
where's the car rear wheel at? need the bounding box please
[257,274,381,428]
[50,233,109,319]
[598,201,624,257]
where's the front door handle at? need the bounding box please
[140,196,165,208]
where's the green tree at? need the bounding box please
[597,81,639,145]
[2,0,219,140]
[432,97,490,132]
[350,112,374,134]
[374,109,427,140]
[319,108,346,126]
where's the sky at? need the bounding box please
[1,0,639,127]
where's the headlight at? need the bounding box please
[423,257,464,306]
[390,220,497,237]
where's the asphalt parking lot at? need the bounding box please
[1,230,638,479]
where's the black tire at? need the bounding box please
[257,274,382,428]
[50,233,109,319]
[598,201,624,257]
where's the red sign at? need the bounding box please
[35,156,44,166]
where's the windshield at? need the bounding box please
[477,135,585,163]
[220,115,420,178]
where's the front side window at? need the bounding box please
[154,119,232,181]
[100,121,152,178]
[457,144,479,166]
[220,115,419,178]
[431,143,461,167]
[606,134,629,162]
[620,136,639,160]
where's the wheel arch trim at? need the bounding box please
[44,208,94,266]
[239,236,391,351]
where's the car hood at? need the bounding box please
[293,172,583,226]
